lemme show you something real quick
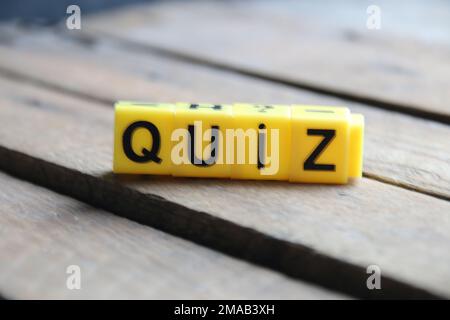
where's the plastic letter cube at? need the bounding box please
[113,102,174,174]
[230,103,291,180]
[172,103,232,178]
[289,105,363,184]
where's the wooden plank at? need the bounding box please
[0,171,343,299]
[0,75,449,299]
[0,28,448,200]
[83,0,450,121]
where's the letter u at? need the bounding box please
[188,124,219,166]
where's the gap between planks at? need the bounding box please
[362,172,450,202]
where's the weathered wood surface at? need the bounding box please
[0,27,448,200]
[0,1,449,300]
[0,172,344,299]
[84,0,450,121]
[0,71,449,299]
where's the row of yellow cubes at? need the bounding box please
[113,102,364,184]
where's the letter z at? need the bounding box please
[303,129,335,171]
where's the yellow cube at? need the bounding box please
[113,102,174,174]
[171,103,232,178]
[230,104,291,180]
[289,105,351,184]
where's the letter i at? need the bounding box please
[258,124,266,169]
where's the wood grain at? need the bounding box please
[0,28,448,200]
[0,76,449,299]
[83,0,450,121]
[0,171,344,299]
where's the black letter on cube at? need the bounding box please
[123,121,162,163]
[304,129,336,171]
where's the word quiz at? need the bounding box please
[113,102,364,184]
